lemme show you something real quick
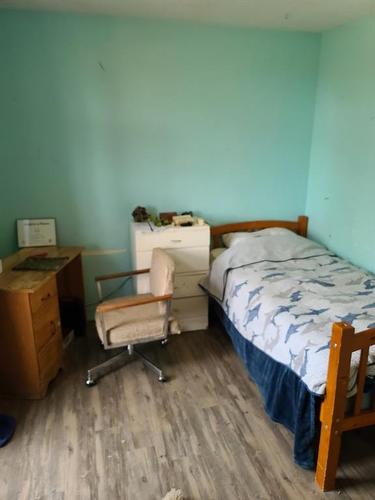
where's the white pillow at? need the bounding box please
[222,227,294,247]
[222,232,252,247]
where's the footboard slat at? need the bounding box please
[342,410,375,431]
[350,327,375,350]
[354,345,369,416]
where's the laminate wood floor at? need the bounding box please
[1,324,375,500]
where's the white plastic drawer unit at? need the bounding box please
[173,272,206,299]
[131,222,210,332]
[134,226,209,252]
[136,247,209,274]
[136,271,206,299]
[172,296,208,332]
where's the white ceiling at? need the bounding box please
[0,0,374,32]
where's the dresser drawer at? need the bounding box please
[174,273,207,299]
[172,296,208,332]
[33,298,61,352]
[136,247,209,274]
[134,226,209,252]
[136,272,207,296]
[30,278,58,314]
[134,274,151,294]
[172,296,208,319]
[38,331,62,386]
[177,316,208,332]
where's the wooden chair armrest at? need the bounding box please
[95,268,150,282]
[97,294,173,313]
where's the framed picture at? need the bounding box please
[17,218,57,248]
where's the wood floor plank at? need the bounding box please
[1,324,375,499]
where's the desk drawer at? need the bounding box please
[33,299,61,352]
[135,227,209,252]
[38,330,62,386]
[30,278,58,314]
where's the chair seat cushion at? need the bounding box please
[95,294,167,347]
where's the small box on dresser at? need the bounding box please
[131,222,210,332]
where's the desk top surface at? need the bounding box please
[0,246,83,293]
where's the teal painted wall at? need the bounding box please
[306,16,375,272]
[0,11,320,306]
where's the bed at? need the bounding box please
[201,216,375,491]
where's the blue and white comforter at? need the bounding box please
[201,228,375,395]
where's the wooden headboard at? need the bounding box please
[211,215,308,249]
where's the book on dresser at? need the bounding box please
[131,222,210,332]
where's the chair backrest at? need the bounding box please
[149,248,175,298]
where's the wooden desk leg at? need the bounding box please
[57,254,86,335]
[316,323,354,491]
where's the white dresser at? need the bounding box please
[131,222,210,332]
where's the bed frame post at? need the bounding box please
[315,322,355,491]
[298,215,308,237]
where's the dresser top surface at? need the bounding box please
[132,222,210,234]
[0,246,83,293]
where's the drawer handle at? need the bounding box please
[170,239,182,243]
[41,293,51,302]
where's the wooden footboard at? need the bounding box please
[316,322,375,491]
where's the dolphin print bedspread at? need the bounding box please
[201,228,375,395]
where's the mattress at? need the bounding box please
[201,228,375,396]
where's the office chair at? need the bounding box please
[86,248,177,386]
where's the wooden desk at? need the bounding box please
[0,247,85,399]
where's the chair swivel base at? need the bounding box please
[86,347,167,386]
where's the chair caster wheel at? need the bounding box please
[158,375,167,383]
[161,339,168,346]
[86,379,96,387]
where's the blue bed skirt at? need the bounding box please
[215,302,322,469]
